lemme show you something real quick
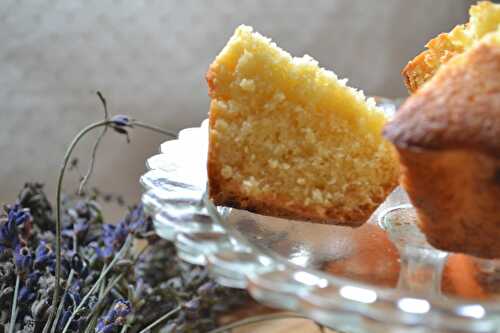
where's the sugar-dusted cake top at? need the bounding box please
[210,25,390,132]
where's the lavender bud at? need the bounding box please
[15,246,33,274]
[87,295,99,309]
[8,204,31,226]
[34,241,55,269]
[71,253,88,278]
[96,299,131,333]
[0,204,30,250]
[113,299,132,318]
[111,115,130,127]
[197,281,216,296]
[184,298,201,320]
[18,286,36,303]
[95,321,115,333]
[184,298,200,311]
[74,200,90,218]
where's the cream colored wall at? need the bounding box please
[0,0,472,219]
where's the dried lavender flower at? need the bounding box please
[96,299,132,333]
[34,241,55,270]
[110,115,130,127]
[17,183,53,232]
[14,246,33,275]
[0,204,31,251]
[1,168,250,332]
[18,271,41,304]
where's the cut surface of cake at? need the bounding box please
[402,1,500,93]
[206,25,399,226]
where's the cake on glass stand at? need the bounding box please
[141,98,500,333]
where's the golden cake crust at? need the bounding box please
[390,41,500,156]
[402,1,500,93]
[384,37,500,258]
[402,33,464,93]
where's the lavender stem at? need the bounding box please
[137,305,182,333]
[51,269,75,333]
[47,120,111,332]
[48,92,178,332]
[8,274,20,333]
[87,272,124,323]
[119,323,129,333]
[130,120,178,138]
[78,92,110,195]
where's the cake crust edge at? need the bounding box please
[207,152,398,226]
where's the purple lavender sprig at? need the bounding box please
[0,205,32,333]
[95,299,132,333]
[96,204,152,261]
[0,204,31,254]
[50,92,177,332]
[34,241,56,270]
[14,245,33,275]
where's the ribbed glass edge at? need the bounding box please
[140,119,500,333]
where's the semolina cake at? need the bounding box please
[402,1,500,93]
[206,25,399,226]
[385,26,500,258]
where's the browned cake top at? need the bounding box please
[386,36,500,158]
[402,1,500,93]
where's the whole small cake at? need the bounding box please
[384,30,500,258]
[402,1,500,93]
[206,25,399,226]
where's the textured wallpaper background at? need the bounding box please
[1,0,471,218]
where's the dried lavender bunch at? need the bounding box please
[0,92,255,333]
[0,183,249,333]
[2,93,320,333]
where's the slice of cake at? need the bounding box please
[402,1,500,93]
[206,25,399,226]
[384,30,500,258]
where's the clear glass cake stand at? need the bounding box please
[140,99,500,333]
